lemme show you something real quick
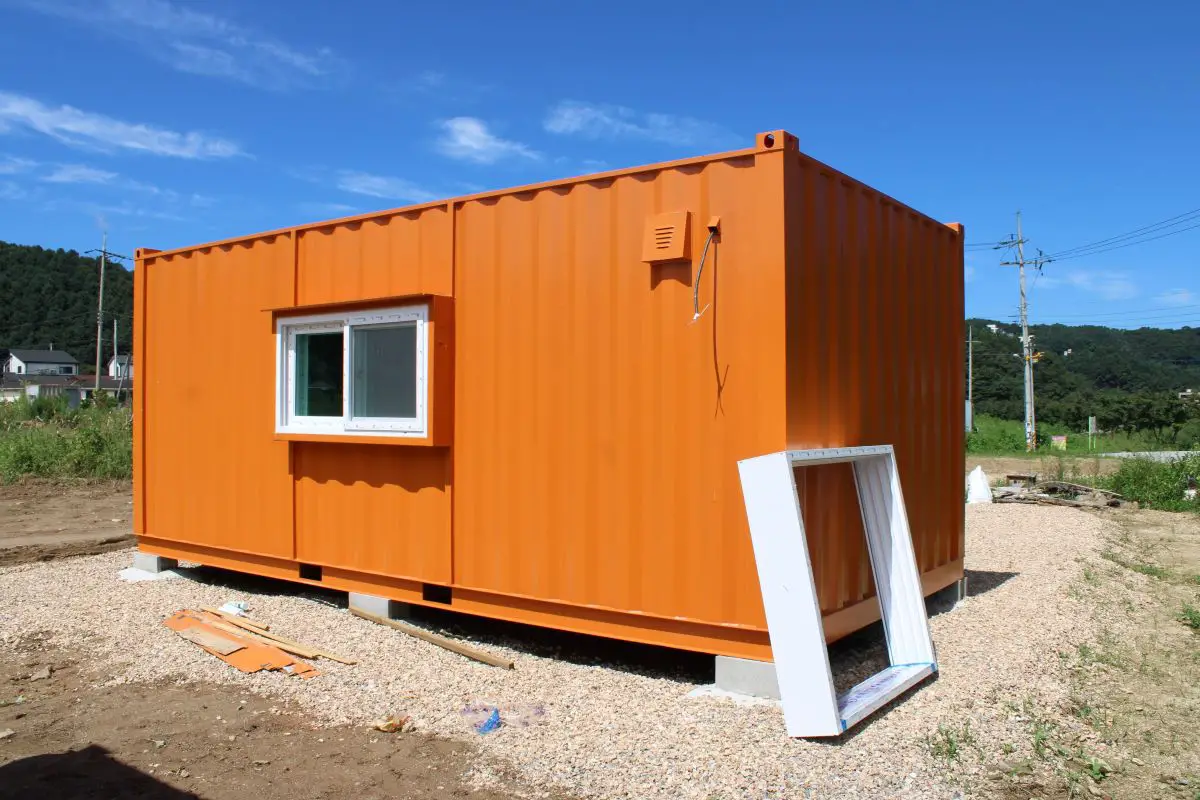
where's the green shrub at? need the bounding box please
[0,402,131,482]
[1098,455,1200,512]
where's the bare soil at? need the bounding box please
[966,454,1120,481]
[0,481,133,567]
[0,638,545,800]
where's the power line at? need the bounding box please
[1030,302,1200,319]
[1049,220,1200,262]
[1046,206,1200,258]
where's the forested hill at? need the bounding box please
[967,318,1200,427]
[0,240,133,371]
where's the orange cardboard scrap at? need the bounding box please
[163,610,320,679]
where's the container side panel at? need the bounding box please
[296,207,452,306]
[293,443,451,583]
[143,238,294,556]
[453,153,788,628]
[784,153,965,613]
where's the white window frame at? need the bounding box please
[275,303,429,438]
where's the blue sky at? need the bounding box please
[1,0,1197,328]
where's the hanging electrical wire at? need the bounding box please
[1045,206,1200,260]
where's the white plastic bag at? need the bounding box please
[966,466,992,504]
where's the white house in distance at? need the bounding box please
[4,348,79,375]
[107,354,133,379]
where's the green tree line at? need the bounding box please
[968,319,1200,448]
[0,239,133,371]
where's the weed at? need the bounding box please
[1001,742,1015,755]
[1031,719,1054,759]
[1100,550,1170,580]
[1096,454,1200,511]
[1180,603,1200,631]
[1083,755,1112,782]
[1083,565,1100,586]
[926,721,975,762]
[0,400,131,482]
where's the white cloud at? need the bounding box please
[0,155,38,174]
[544,101,732,147]
[299,201,358,218]
[0,91,243,158]
[87,201,187,222]
[335,170,439,203]
[1039,269,1138,301]
[436,117,539,164]
[15,0,340,91]
[0,180,26,200]
[42,163,117,184]
[1155,288,1195,307]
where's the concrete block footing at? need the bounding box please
[715,655,781,700]
[926,575,969,614]
[348,592,412,620]
[131,552,178,574]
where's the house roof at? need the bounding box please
[7,349,79,364]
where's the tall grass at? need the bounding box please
[1096,454,1200,512]
[0,395,132,482]
[966,414,1188,455]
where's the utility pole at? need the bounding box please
[95,230,106,392]
[966,326,975,433]
[1000,212,1051,451]
[85,234,129,395]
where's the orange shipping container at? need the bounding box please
[134,130,964,663]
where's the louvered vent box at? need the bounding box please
[641,210,691,263]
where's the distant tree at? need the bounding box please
[0,240,134,369]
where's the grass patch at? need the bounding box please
[1096,454,1200,512]
[1180,603,1200,631]
[1100,549,1171,580]
[926,721,975,762]
[0,395,131,482]
[965,414,1182,455]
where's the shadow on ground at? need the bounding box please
[964,569,1019,596]
[177,564,1012,691]
[0,745,197,800]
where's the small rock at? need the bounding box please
[1178,778,1191,787]
[0,729,14,740]
[1130,757,1144,766]
[178,769,190,779]
[253,759,270,766]
[28,666,51,681]
[152,739,166,748]
[1086,783,1103,797]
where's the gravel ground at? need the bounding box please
[0,505,1115,799]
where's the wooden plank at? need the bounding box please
[202,607,270,631]
[174,626,247,655]
[203,610,356,665]
[350,608,514,669]
[203,618,322,660]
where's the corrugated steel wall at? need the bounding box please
[135,132,964,658]
[783,149,965,615]
[141,236,295,558]
[451,150,788,630]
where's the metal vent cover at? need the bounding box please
[641,210,691,263]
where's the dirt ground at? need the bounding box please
[0,638,540,800]
[966,454,1120,481]
[2,479,1196,799]
[0,481,133,567]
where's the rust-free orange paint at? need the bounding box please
[135,131,964,661]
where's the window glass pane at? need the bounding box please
[352,324,417,419]
[294,332,343,417]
